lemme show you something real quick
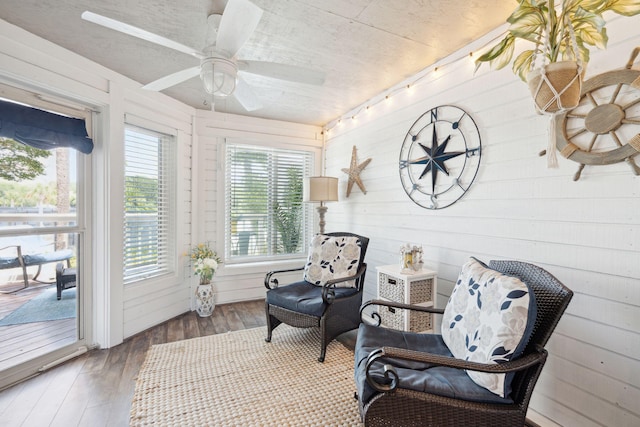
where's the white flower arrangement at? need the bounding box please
[189,242,221,284]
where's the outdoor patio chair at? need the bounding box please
[354,259,573,426]
[0,242,72,293]
[264,232,369,362]
[56,262,77,300]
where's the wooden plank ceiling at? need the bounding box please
[0,0,514,125]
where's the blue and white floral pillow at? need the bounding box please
[441,258,537,398]
[303,234,361,288]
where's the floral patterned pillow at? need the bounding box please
[441,257,537,398]
[303,234,362,288]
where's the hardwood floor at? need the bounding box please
[0,301,538,427]
[0,300,268,427]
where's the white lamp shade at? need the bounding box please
[304,176,339,202]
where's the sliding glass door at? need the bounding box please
[0,94,90,390]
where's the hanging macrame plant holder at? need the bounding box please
[528,61,582,113]
[527,15,583,167]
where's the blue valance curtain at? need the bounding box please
[0,99,94,154]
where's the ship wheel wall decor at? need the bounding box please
[555,47,640,181]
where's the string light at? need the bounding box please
[322,28,509,134]
[323,61,449,132]
[323,54,471,133]
[406,83,414,95]
[324,33,504,132]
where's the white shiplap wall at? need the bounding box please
[194,110,323,305]
[0,18,197,347]
[0,11,638,423]
[120,104,194,339]
[324,15,640,427]
[0,17,325,350]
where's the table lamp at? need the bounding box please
[304,176,338,234]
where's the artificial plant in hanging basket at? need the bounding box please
[476,0,640,113]
[475,0,640,166]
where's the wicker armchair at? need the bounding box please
[354,260,573,426]
[264,232,369,362]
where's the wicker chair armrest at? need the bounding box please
[360,299,444,325]
[365,346,547,393]
[321,263,367,304]
[264,266,305,289]
[384,346,545,373]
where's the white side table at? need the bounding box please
[376,264,438,332]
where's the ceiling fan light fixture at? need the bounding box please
[200,57,238,97]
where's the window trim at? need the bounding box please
[122,122,178,285]
[218,138,322,267]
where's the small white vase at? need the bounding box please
[195,283,215,317]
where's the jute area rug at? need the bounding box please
[130,324,362,426]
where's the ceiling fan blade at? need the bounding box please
[216,0,263,57]
[142,66,201,91]
[238,61,325,86]
[231,76,263,111]
[81,11,204,59]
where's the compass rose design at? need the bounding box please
[399,105,482,209]
[411,126,466,192]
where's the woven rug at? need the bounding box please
[130,324,362,426]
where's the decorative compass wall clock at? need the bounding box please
[399,105,482,209]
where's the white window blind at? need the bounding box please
[123,125,176,283]
[225,143,313,261]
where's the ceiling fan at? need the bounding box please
[81,0,325,111]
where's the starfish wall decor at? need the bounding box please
[341,145,371,197]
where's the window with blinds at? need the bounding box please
[123,125,176,283]
[225,143,313,262]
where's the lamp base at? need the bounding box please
[316,204,328,234]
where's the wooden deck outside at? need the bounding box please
[0,281,77,372]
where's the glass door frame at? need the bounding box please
[0,89,93,390]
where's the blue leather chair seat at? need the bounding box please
[266,281,359,317]
[354,323,513,405]
[23,249,73,266]
[0,256,21,269]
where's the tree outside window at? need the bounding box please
[225,143,312,261]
